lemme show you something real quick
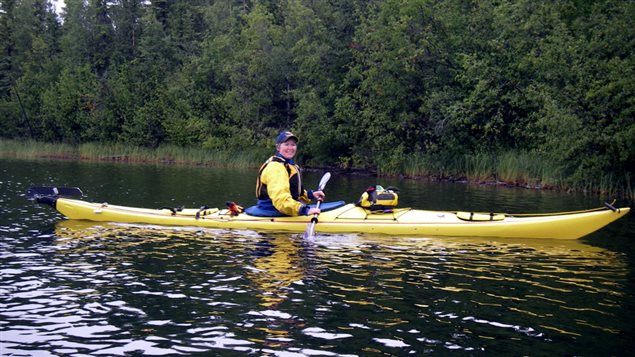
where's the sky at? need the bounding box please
[52,0,64,14]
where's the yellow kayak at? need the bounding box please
[40,196,630,239]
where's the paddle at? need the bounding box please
[303,172,331,239]
[26,186,83,199]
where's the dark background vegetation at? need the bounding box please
[1,0,633,194]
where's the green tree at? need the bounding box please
[1,0,61,139]
[544,1,635,184]
[91,0,114,79]
[223,3,286,136]
[335,0,451,172]
[0,0,632,195]
[59,0,91,67]
[41,65,100,143]
[110,0,144,64]
[281,0,343,164]
[0,0,16,94]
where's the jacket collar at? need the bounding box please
[275,153,295,165]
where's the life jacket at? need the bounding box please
[256,156,303,201]
[357,185,399,212]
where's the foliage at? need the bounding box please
[0,0,633,195]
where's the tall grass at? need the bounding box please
[570,172,634,201]
[401,150,631,199]
[493,151,565,189]
[0,139,264,169]
[0,139,77,159]
[2,139,632,199]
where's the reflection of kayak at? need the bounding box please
[51,219,606,252]
[39,196,630,239]
[52,220,306,309]
[51,221,617,280]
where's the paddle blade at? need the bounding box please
[303,221,317,239]
[317,172,331,191]
[26,186,83,199]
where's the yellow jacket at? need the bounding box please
[256,156,312,216]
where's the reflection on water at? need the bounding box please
[1,219,630,356]
[2,159,634,355]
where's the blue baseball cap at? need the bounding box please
[276,131,298,145]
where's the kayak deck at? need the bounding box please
[49,198,631,240]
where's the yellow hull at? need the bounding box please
[50,198,630,239]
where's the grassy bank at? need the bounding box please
[1,139,632,200]
[398,151,633,200]
[0,139,265,169]
[398,151,563,188]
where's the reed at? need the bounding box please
[400,150,631,199]
[2,139,631,199]
[0,139,263,168]
[570,172,633,200]
[0,139,75,158]
[464,153,497,182]
[494,151,565,189]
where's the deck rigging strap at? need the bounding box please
[159,206,183,216]
[195,206,210,219]
[505,200,617,217]
[332,206,413,221]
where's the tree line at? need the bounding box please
[1,0,633,192]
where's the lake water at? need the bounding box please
[1,158,634,356]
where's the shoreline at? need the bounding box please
[1,139,631,200]
[6,152,574,194]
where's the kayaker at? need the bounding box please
[252,130,325,216]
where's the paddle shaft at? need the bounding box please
[303,172,330,238]
[310,199,323,224]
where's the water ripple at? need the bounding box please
[1,219,631,355]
